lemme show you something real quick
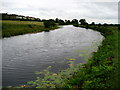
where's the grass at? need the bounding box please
[64,25,119,88]
[1,20,58,38]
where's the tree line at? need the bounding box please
[43,18,119,28]
[43,18,89,28]
[1,13,118,28]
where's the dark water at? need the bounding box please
[2,25,103,86]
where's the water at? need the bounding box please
[2,25,103,87]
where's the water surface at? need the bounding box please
[2,25,103,86]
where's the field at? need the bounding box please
[1,20,58,37]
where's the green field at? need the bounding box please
[1,20,58,37]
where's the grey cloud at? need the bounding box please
[73,2,118,23]
[1,0,118,23]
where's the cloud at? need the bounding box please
[1,0,118,24]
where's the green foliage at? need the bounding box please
[54,18,66,25]
[44,20,56,28]
[79,19,88,25]
[27,59,83,88]
[71,19,79,25]
[91,22,95,25]
[65,25,118,88]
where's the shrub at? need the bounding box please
[44,21,56,28]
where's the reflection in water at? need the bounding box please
[2,25,103,86]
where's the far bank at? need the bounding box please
[1,20,59,38]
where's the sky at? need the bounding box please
[1,0,119,24]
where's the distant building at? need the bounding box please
[8,14,18,20]
[16,15,25,20]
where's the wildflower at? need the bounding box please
[20,85,29,88]
[69,59,76,60]
[52,73,57,76]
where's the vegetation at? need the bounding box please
[2,17,119,89]
[1,18,89,37]
[27,60,82,88]
[10,24,118,89]
[79,19,88,25]
[1,20,58,37]
[44,21,56,28]
[64,25,119,88]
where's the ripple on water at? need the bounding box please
[2,25,104,86]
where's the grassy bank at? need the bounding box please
[1,20,58,38]
[64,25,119,88]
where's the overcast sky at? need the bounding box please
[1,0,119,24]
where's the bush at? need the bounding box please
[44,21,56,28]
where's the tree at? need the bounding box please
[103,23,108,26]
[58,19,65,25]
[98,23,101,26]
[91,22,95,25]
[49,19,55,22]
[65,20,71,25]
[118,26,120,30]
[55,18,59,23]
[44,20,56,28]
[79,19,88,25]
[71,19,79,25]
[55,18,65,25]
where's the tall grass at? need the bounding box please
[64,25,118,88]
